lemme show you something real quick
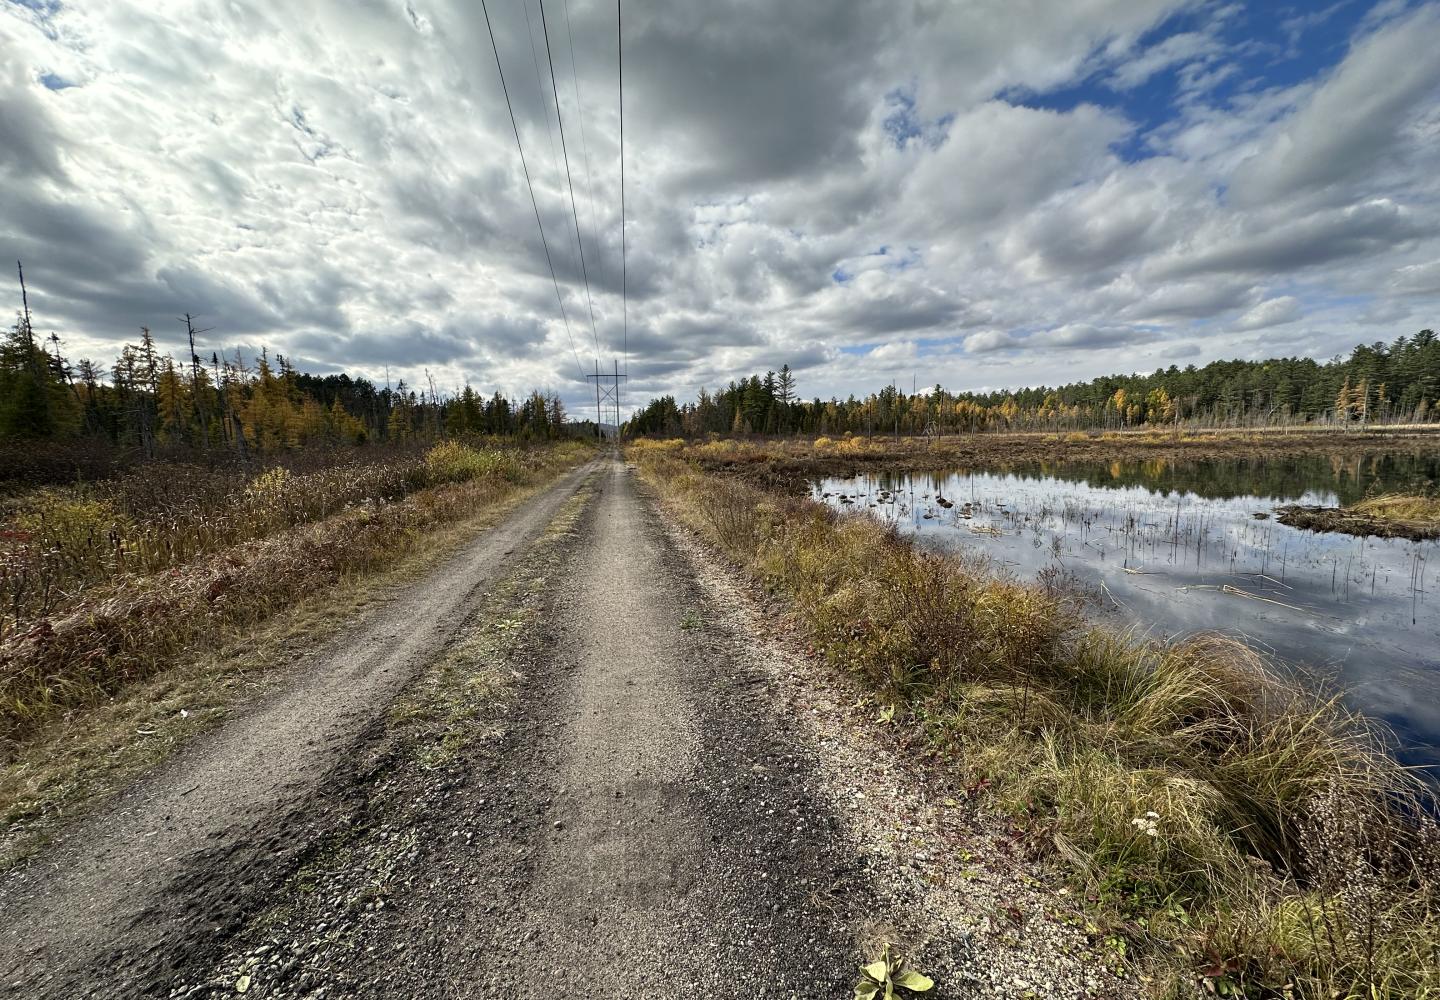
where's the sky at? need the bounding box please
[3,0,1440,417]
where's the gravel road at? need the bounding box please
[0,456,1125,1000]
[0,461,597,999]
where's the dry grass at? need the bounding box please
[0,441,590,756]
[1278,492,1440,541]
[1350,493,1440,523]
[0,440,550,636]
[630,429,1440,494]
[0,443,590,863]
[632,448,1440,999]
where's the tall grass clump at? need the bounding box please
[0,440,589,751]
[1350,492,1440,524]
[631,448,1440,999]
[420,440,526,486]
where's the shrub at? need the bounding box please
[421,441,524,486]
[625,437,686,456]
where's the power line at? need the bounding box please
[522,0,564,193]
[561,0,603,302]
[618,0,628,421]
[523,0,591,338]
[478,0,586,380]
[523,0,592,346]
[539,0,602,362]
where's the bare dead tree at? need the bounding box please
[183,313,214,449]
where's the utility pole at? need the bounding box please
[594,359,603,440]
[586,359,624,443]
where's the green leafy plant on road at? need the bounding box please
[855,943,934,999]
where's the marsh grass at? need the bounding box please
[1351,493,1440,524]
[1278,490,1440,541]
[0,441,589,754]
[633,448,1440,999]
[625,430,1440,497]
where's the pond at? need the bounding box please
[810,451,1440,771]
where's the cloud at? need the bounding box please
[1,0,1439,415]
[1389,260,1440,297]
[1232,5,1440,204]
[902,100,1131,233]
[1108,30,1222,90]
[0,61,68,182]
[964,330,1017,354]
[1150,200,1425,279]
[1234,295,1301,330]
[1030,323,1153,351]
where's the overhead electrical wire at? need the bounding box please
[539,0,603,362]
[561,0,604,302]
[478,0,586,380]
[618,0,628,415]
[523,0,591,356]
[522,0,565,193]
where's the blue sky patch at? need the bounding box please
[1007,0,1394,162]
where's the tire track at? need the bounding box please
[0,461,598,999]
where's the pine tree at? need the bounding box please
[776,364,796,434]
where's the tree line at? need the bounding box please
[625,332,1440,437]
[1,305,579,455]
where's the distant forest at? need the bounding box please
[0,319,579,455]
[625,332,1440,437]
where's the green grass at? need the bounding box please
[631,448,1440,1000]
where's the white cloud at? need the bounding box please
[1,0,1438,415]
[1389,260,1440,297]
[1108,30,1222,90]
[1231,5,1440,205]
[963,330,1017,354]
[1031,323,1153,350]
[1234,295,1302,330]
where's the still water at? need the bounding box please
[810,452,1440,770]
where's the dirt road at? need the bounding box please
[0,457,1118,999]
[0,462,597,998]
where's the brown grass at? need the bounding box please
[627,428,1440,493]
[0,443,590,863]
[631,446,1440,999]
[1351,493,1440,523]
[1278,493,1440,541]
[0,441,590,756]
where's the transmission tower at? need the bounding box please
[585,359,626,440]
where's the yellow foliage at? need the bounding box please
[422,441,524,485]
[625,438,686,455]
